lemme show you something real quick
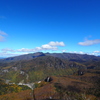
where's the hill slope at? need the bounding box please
[0,52,45,62]
[0,52,100,100]
[0,52,100,83]
[0,55,82,83]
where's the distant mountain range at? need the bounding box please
[0,52,100,83]
[0,52,100,63]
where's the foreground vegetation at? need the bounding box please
[0,79,31,95]
[0,69,100,100]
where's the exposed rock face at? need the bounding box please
[44,77,53,82]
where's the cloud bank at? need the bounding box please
[17,41,65,52]
[0,41,65,57]
[78,39,100,46]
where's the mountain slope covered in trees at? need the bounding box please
[0,52,100,100]
[0,52,100,62]
[0,52,100,83]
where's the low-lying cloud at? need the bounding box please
[1,48,15,53]
[17,41,65,52]
[1,41,65,54]
[93,51,100,53]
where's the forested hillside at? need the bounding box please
[0,52,100,100]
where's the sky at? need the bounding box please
[0,0,100,57]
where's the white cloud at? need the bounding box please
[0,41,65,57]
[1,48,15,53]
[48,41,65,46]
[41,44,52,49]
[62,50,67,52]
[0,30,7,41]
[35,47,42,50]
[69,51,87,55]
[78,39,100,46]
[93,51,100,55]
[17,48,35,52]
[93,51,100,53]
[79,51,85,54]
[17,41,65,52]
[17,47,42,52]
[1,41,65,53]
[41,44,58,50]
[0,52,22,57]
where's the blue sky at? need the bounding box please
[0,0,100,57]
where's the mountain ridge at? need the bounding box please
[0,52,100,63]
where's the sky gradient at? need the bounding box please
[0,0,100,57]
